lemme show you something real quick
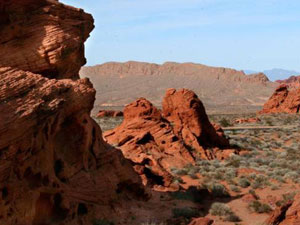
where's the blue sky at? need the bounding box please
[61,0,300,74]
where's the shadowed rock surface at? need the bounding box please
[0,1,146,224]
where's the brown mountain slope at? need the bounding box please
[80,61,278,114]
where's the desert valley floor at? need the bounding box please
[94,113,300,225]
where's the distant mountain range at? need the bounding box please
[80,61,278,114]
[244,69,300,81]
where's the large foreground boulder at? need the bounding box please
[104,89,235,190]
[0,1,146,224]
[260,84,300,114]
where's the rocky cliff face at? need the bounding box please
[104,89,236,190]
[0,1,146,224]
[260,84,300,114]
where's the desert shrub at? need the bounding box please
[209,203,232,216]
[226,155,241,168]
[276,192,296,206]
[172,168,188,176]
[238,178,251,188]
[219,118,232,127]
[282,192,296,202]
[248,173,257,180]
[172,176,184,184]
[205,182,229,198]
[224,213,241,222]
[248,200,272,213]
[284,171,298,180]
[172,207,200,218]
[248,189,259,200]
[230,185,241,193]
[224,168,237,180]
[251,175,269,189]
[270,184,279,190]
[265,118,273,126]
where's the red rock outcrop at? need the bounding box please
[104,89,235,190]
[276,75,300,90]
[265,194,300,225]
[104,98,195,190]
[97,110,123,117]
[0,1,146,224]
[234,117,261,124]
[162,89,230,157]
[260,84,300,114]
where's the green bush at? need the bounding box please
[224,213,241,222]
[248,200,272,213]
[205,182,230,198]
[238,178,251,188]
[219,118,232,127]
[209,203,232,216]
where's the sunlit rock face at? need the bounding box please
[260,84,300,114]
[104,89,235,191]
[0,0,94,79]
[0,1,146,224]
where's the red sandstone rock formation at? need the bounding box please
[260,84,300,114]
[104,98,195,190]
[97,110,123,117]
[265,194,300,225]
[0,1,146,224]
[276,75,300,90]
[234,117,261,124]
[104,89,235,190]
[162,89,230,158]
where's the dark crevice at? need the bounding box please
[77,203,88,216]
[2,187,8,200]
[54,160,63,177]
[143,167,164,186]
[118,135,134,146]
[136,132,153,145]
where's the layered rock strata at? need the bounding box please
[0,1,146,224]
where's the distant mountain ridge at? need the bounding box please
[244,68,300,81]
[80,61,278,114]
